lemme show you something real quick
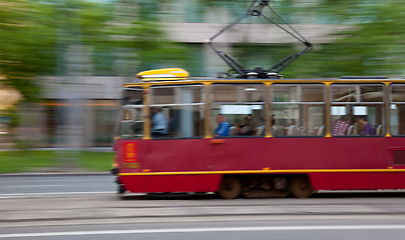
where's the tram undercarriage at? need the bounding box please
[216,174,313,199]
[115,174,314,199]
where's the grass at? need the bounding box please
[0,150,114,173]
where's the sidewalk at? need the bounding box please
[2,193,405,227]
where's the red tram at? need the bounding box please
[112,0,405,199]
[112,69,405,198]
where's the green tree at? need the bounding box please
[0,0,115,100]
[0,0,55,101]
[0,0,187,101]
[109,0,187,74]
[187,0,405,78]
[287,1,405,78]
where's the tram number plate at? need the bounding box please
[122,162,140,169]
[123,142,140,168]
[124,142,137,162]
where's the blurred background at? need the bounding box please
[1,0,405,170]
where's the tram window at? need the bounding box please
[150,85,204,138]
[332,85,358,102]
[271,84,325,137]
[118,87,144,138]
[390,84,405,135]
[331,84,384,136]
[301,85,325,102]
[121,87,143,105]
[150,87,175,104]
[332,84,384,103]
[211,84,266,137]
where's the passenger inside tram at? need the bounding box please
[357,115,375,136]
[214,114,231,137]
[151,107,168,137]
[238,115,255,136]
[331,114,350,136]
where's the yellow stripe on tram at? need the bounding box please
[118,168,405,176]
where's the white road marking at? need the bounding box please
[0,191,114,198]
[10,185,71,188]
[1,225,405,238]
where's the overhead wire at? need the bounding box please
[207,0,313,78]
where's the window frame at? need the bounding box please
[330,83,385,137]
[389,83,405,137]
[210,83,267,138]
[116,86,145,139]
[270,83,326,137]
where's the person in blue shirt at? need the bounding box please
[215,114,231,137]
[151,107,168,137]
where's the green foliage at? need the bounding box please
[80,151,115,172]
[190,0,405,78]
[2,0,404,96]
[0,151,55,173]
[0,0,187,101]
[0,150,114,173]
[110,1,187,73]
[0,0,52,101]
[286,0,405,78]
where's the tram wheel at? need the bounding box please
[289,175,313,198]
[217,176,242,199]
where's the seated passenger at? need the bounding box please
[255,126,265,136]
[214,114,231,137]
[151,107,168,137]
[357,116,374,136]
[238,115,255,136]
[331,115,350,136]
[229,123,240,136]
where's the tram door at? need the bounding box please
[388,103,405,188]
[209,109,266,170]
[209,83,267,170]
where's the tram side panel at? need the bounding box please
[307,137,389,190]
[386,137,405,189]
[210,137,393,191]
[116,137,405,194]
[116,139,222,193]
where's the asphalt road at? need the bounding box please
[2,218,405,239]
[0,174,115,195]
[2,174,405,239]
